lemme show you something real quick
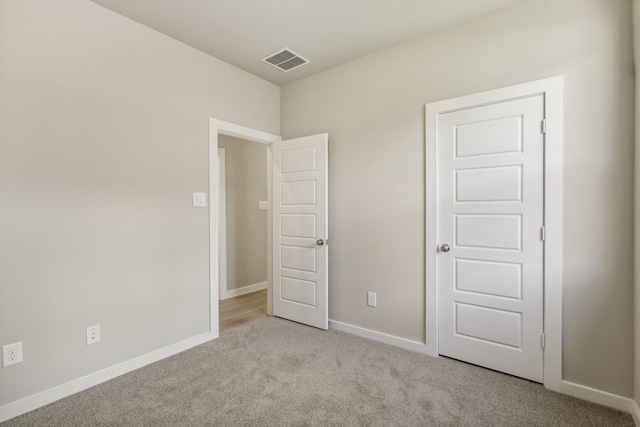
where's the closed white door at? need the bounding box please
[272,134,328,330]
[437,96,545,382]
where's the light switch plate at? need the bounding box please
[192,193,207,207]
[258,200,268,210]
[367,292,377,307]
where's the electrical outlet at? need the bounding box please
[2,342,23,367]
[86,325,101,345]
[367,292,377,307]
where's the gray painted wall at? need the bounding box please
[218,136,268,293]
[0,0,279,406]
[281,0,634,397]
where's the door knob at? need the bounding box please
[316,239,325,246]
[440,244,450,253]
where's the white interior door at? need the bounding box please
[272,134,328,330]
[437,95,545,382]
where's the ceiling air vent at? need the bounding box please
[262,48,309,72]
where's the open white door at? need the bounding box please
[272,134,328,330]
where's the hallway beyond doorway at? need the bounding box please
[219,289,268,334]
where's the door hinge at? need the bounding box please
[540,226,546,241]
[541,119,547,134]
[541,333,545,348]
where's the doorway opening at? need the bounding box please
[218,136,270,334]
[210,119,330,335]
[209,119,281,338]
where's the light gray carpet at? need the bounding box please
[3,317,634,426]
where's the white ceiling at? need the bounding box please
[90,0,528,86]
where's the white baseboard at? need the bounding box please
[629,399,640,426]
[220,281,267,300]
[329,319,428,354]
[562,381,636,416]
[0,331,217,423]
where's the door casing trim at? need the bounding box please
[424,76,563,392]
[209,119,281,338]
[217,148,228,300]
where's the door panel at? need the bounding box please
[455,116,522,157]
[281,181,317,205]
[455,259,521,299]
[455,303,522,348]
[455,214,522,250]
[272,134,328,330]
[281,246,316,272]
[455,166,522,202]
[281,214,316,238]
[281,277,317,306]
[281,146,317,172]
[438,96,544,382]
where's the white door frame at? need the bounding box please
[218,148,228,300]
[209,118,281,338]
[425,76,563,392]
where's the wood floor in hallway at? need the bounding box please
[219,289,268,334]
